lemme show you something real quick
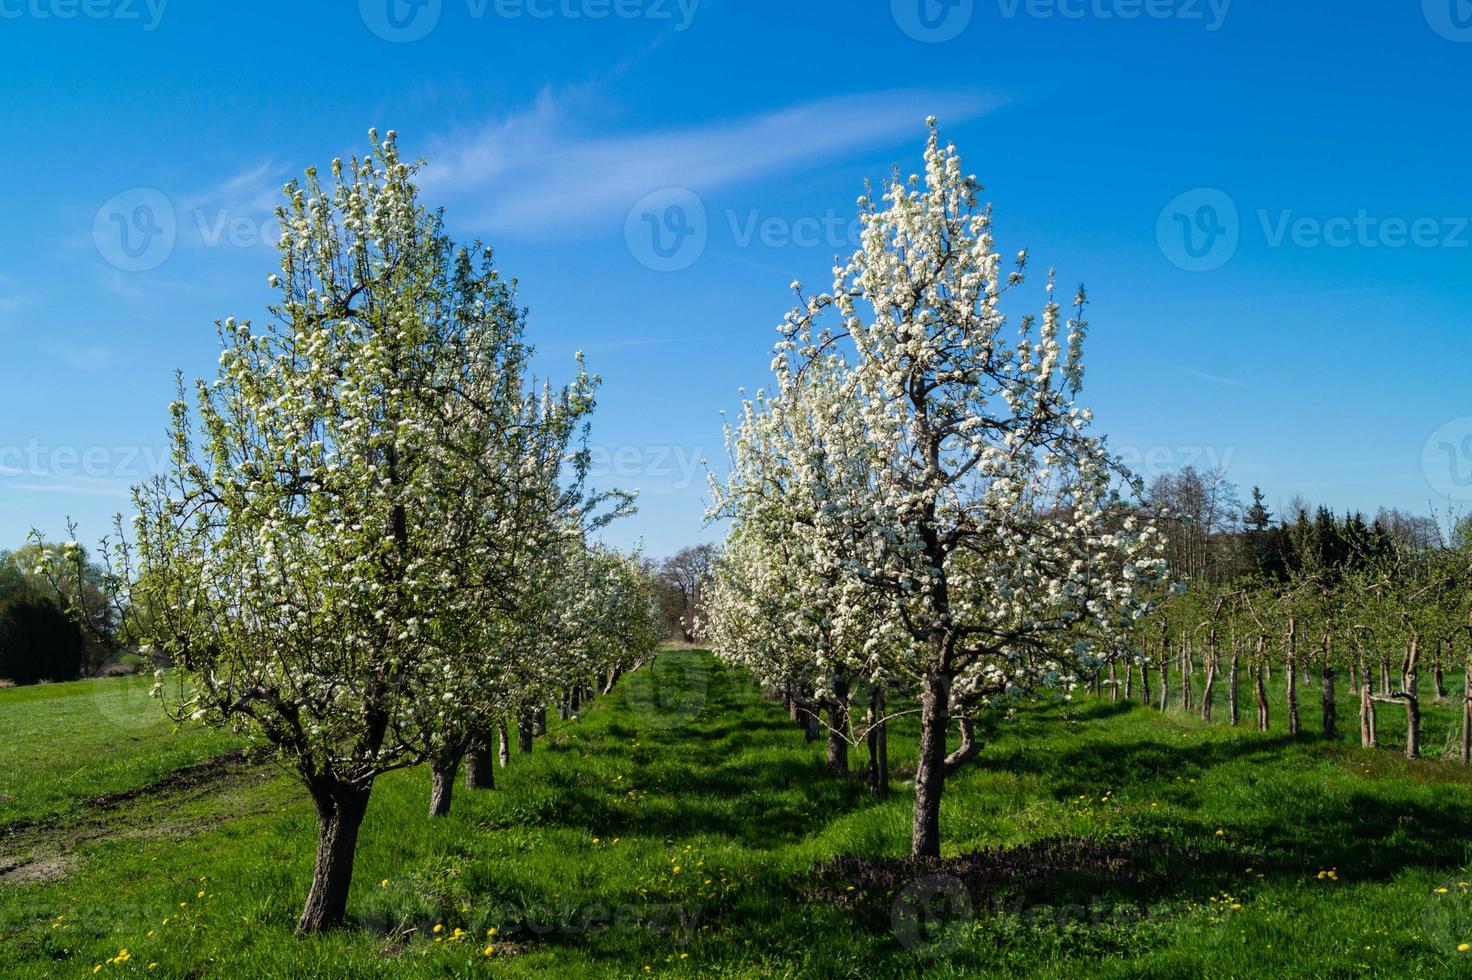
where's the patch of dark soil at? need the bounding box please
[809,834,1235,919]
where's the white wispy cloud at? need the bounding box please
[418,88,1005,237]
[1168,363,1245,387]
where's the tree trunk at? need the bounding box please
[826,674,850,774]
[465,731,494,791]
[1124,659,1134,699]
[944,715,981,775]
[1462,651,1471,766]
[1433,638,1448,701]
[1108,662,1119,701]
[1360,658,1376,748]
[1379,657,1391,696]
[1228,637,1240,727]
[1138,657,1150,706]
[297,779,371,934]
[518,713,534,754]
[866,684,889,798]
[498,718,510,767]
[1158,642,1170,711]
[1405,634,1421,761]
[1254,635,1269,732]
[1286,613,1300,736]
[1201,630,1216,722]
[1320,632,1336,741]
[428,751,462,817]
[911,671,951,858]
[1181,635,1193,712]
[533,707,546,737]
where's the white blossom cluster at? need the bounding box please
[67,132,659,793]
[706,120,1168,716]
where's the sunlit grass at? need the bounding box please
[3,651,1472,977]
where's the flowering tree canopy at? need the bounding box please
[709,121,1166,856]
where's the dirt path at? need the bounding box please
[0,749,284,885]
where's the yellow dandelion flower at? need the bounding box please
[380,879,389,888]
[1437,887,1451,895]
[1461,943,1471,952]
[484,945,496,956]
[433,923,444,933]
[487,927,498,937]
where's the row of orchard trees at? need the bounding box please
[36,133,665,933]
[1112,537,1472,761]
[704,121,1169,858]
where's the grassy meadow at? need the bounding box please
[3,649,1472,977]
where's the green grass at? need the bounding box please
[4,651,1472,977]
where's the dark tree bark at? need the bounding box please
[465,730,494,791]
[533,707,546,737]
[1108,662,1119,701]
[1433,638,1448,701]
[297,778,372,934]
[428,750,462,817]
[911,671,951,858]
[517,713,534,754]
[866,684,889,798]
[825,674,850,775]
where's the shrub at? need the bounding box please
[0,592,85,685]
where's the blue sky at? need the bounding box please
[3,0,1472,558]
